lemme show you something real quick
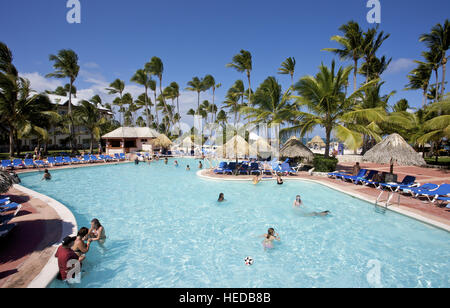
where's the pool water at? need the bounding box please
[19,159,450,288]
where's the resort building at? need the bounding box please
[102,127,159,155]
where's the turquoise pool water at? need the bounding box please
[20,159,450,288]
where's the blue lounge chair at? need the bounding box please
[47,157,57,166]
[249,163,261,175]
[435,196,450,206]
[24,159,36,168]
[71,157,82,164]
[0,223,17,238]
[238,164,249,175]
[224,162,237,174]
[214,162,228,174]
[353,170,378,184]
[55,156,66,165]
[63,157,73,164]
[12,159,24,168]
[279,162,297,175]
[90,155,100,162]
[82,155,92,163]
[0,202,20,212]
[1,160,13,170]
[0,198,10,204]
[379,176,416,192]
[119,153,126,160]
[0,205,22,225]
[338,169,367,181]
[114,153,122,161]
[105,155,115,161]
[415,184,450,202]
[34,160,48,167]
[401,183,439,196]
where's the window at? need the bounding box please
[111,140,121,147]
[124,140,136,148]
[141,139,148,142]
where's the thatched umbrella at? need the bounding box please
[0,171,15,194]
[363,133,426,167]
[152,134,172,149]
[217,135,250,161]
[307,135,326,148]
[250,137,275,159]
[280,136,314,162]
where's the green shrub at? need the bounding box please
[313,156,338,172]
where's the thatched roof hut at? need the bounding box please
[0,171,15,194]
[249,137,275,158]
[363,133,426,166]
[217,135,250,159]
[280,136,314,162]
[152,134,172,149]
[307,135,326,148]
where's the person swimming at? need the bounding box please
[253,174,261,185]
[198,161,203,169]
[42,169,51,181]
[261,228,280,250]
[164,157,168,165]
[186,165,190,171]
[293,195,330,216]
[217,193,225,202]
[174,160,179,167]
[276,175,283,185]
[88,218,106,244]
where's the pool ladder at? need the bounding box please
[375,189,401,209]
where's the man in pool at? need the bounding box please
[186,165,190,171]
[42,169,51,181]
[276,174,283,185]
[293,195,330,216]
[55,236,85,281]
[198,161,203,169]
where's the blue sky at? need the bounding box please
[1,0,449,136]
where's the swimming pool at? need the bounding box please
[20,159,450,288]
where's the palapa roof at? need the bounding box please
[151,134,172,149]
[307,135,326,146]
[363,133,426,166]
[0,171,15,194]
[102,127,159,139]
[280,136,314,162]
[217,135,250,158]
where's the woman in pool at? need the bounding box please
[42,169,51,181]
[217,193,225,202]
[174,160,179,167]
[88,218,106,244]
[252,174,261,185]
[293,195,330,216]
[72,227,91,257]
[276,174,283,185]
[261,228,280,250]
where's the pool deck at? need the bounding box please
[0,159,448,288]
[198,162,450,231]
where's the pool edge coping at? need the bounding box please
[196,170,450,233]
[12,184,78,288]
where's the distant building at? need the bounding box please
[102,127,159,155]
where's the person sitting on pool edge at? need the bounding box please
[55,236,85,281]
[261,228,280,250]
[218,193,225,202]
[72,227,91,257]
[253,174,261,185]
[42,169,51,181]
[88,218,106,244]
[293,195,330,216]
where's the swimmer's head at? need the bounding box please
[296,195,301,201]
[218,193,224,201]
[77,227,89,238]
[91,218,101,229]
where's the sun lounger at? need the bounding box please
[238,164,249,175]
[47,157,57,166]
[0,223,17,238]
[0,205,22,225]
[12,159,24,168]
[435,196,450,206]
[249,163,261,175]
[82,155,92,163]
[55,156,66,165]
[401,183,439,196]
[224,162,237,174]
[119,153,126,160]
[63,157,73,164]
[415,184,450,203]
[353,170,378,184]
[1,160,13,170]
[214,162,228,174]
[34,160,48,167]
[338,169,367,181]
[279,162,297,175]
[24,159,36,168]
[90,155,100,162]
[0,198,10,204]
[378,176,416,192]
[0,202,20,212]
[71,157,82,164]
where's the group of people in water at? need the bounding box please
[55,218,106,282]
[217,190,330,251]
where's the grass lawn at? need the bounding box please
[425,156,450,167]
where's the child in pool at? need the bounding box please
[217,193,225,202]
[293,195,330,216]
[88,218,106,244]
[261,228,280,250]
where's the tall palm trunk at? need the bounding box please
[247,71,252,106]
[89,132,94,154]
[144,86,150,128]
[325,126,332,158]
[434,69,439,102]
[8,127,14,158]
[68,80,75,152]
[441,56,447,98]
[353,58,358,93]
[153,91,159,127]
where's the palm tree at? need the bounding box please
[420,20,450,97]
[186,76,206,113]
[360,27,390,83]
[203,75,221,121]
[131,69,153,127]
[0,42,18,76]
[278,57,296,86]
[227,50,253,104]
[46,49,80,152]
[106,79,125,124]
[148,78,159,127]
[74,100,107,153]
[323,21,364,93]
[216,110,228,126]
[90,95,103,108]
[169,82,180,115]
[405,62,432,107]
[146,57,172,124]
[293,61,381,157]
[422,49,442,102]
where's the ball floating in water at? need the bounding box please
[244,257,254,266]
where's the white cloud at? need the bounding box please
[20,72,63,93]
[385,58,415,74]
[82,62,100,69]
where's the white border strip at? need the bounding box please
[12,184,78,288]
[197,170,450,232]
